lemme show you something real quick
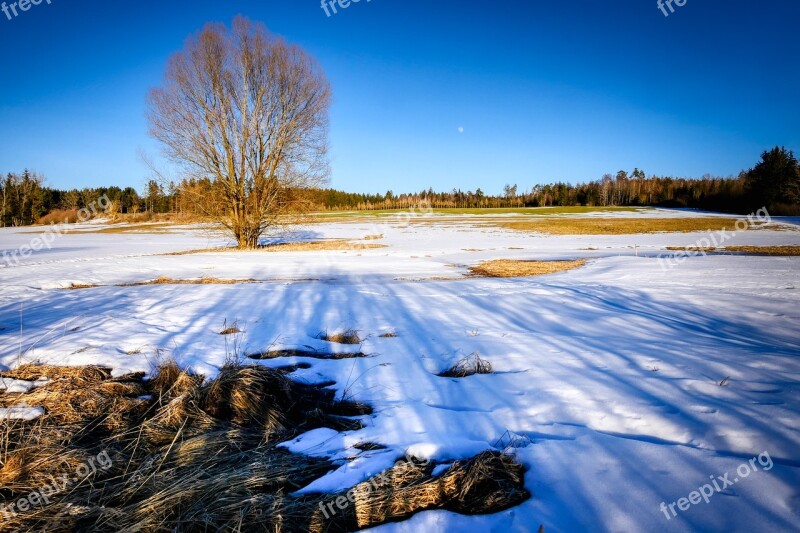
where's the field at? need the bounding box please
[2,207,800,531]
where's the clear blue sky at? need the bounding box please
[0,0,798,194]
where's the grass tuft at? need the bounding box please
[439,353,493,378]
[319,329,363,345]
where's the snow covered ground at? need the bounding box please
[1,208,799,532]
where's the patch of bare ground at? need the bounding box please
[0,362,527,531]
[469,259,587,278]
[499,218,773,235]
[164,239,388,256]
[724,245,800,255]
[393,276,463,282]
[664,246,718,253]
[68,277,259,290]
[665,245,800,256]
[249,349,368,360]
[263,240,387,252]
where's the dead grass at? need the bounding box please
[36,209,80,225]
[469,259,587,278]
[439,353,493,378]
[665,245,800,256]
[393,276,463,282]
[249,349,368,360]
[219,320,242,335]
[724,245,800,256]
[164,239,388,256]
[319,329,363,345]
[0,362,527,531]
[263,240,387,252]
[68,277,258,290]
[499,218,771,235]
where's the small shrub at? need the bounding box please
[37,209,79,225]
[320,329,362,345]
[439,353,493,378]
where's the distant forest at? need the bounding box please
[2,146,798,227]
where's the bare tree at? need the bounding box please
[147,17,331,248]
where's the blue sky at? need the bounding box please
[0,0,798,194]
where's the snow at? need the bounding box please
[1,207,799,532]
[0,405,45,420]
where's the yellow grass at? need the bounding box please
[665,245,800,256]
[724,245,800,255]
[164,239,387,255]
[469,259,587,278]
[69,277,258,290]
[499,218,768,235]
[263,240,387,251]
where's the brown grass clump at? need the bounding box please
[36,209,80,225]
[500,217,769,235]
[664,246,718,253]
[263,240,387,252]
[164,239,388,256]
[319,329,363,345]
[249,349,368,360]
[0,362,527,532]
[470,259,586,278]
[68,277,258,290]
[665,245,800,256]
[310,451,529,531]
[439,353,493,378]
[724,245,800,256]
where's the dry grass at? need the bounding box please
[665,245,800,256]
[724,245,800,256]
[393,276,463,282]
[664,246,718,253]
[439,353,493,378]
[68,277,258,290]
[164,239,388,256]
[499,217,770,235]
[469,259,587,278]
[320,329,363,345]
[249,349,368,360]
[363,234,384,240]
[0,362,527,532]
[263,240,387,252]
[36,209,80,225]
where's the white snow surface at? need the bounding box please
[1,208,799,532]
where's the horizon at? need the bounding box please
[1,0,798,194]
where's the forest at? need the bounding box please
[2,146,798,227]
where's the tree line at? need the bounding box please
[2,146,798,228]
